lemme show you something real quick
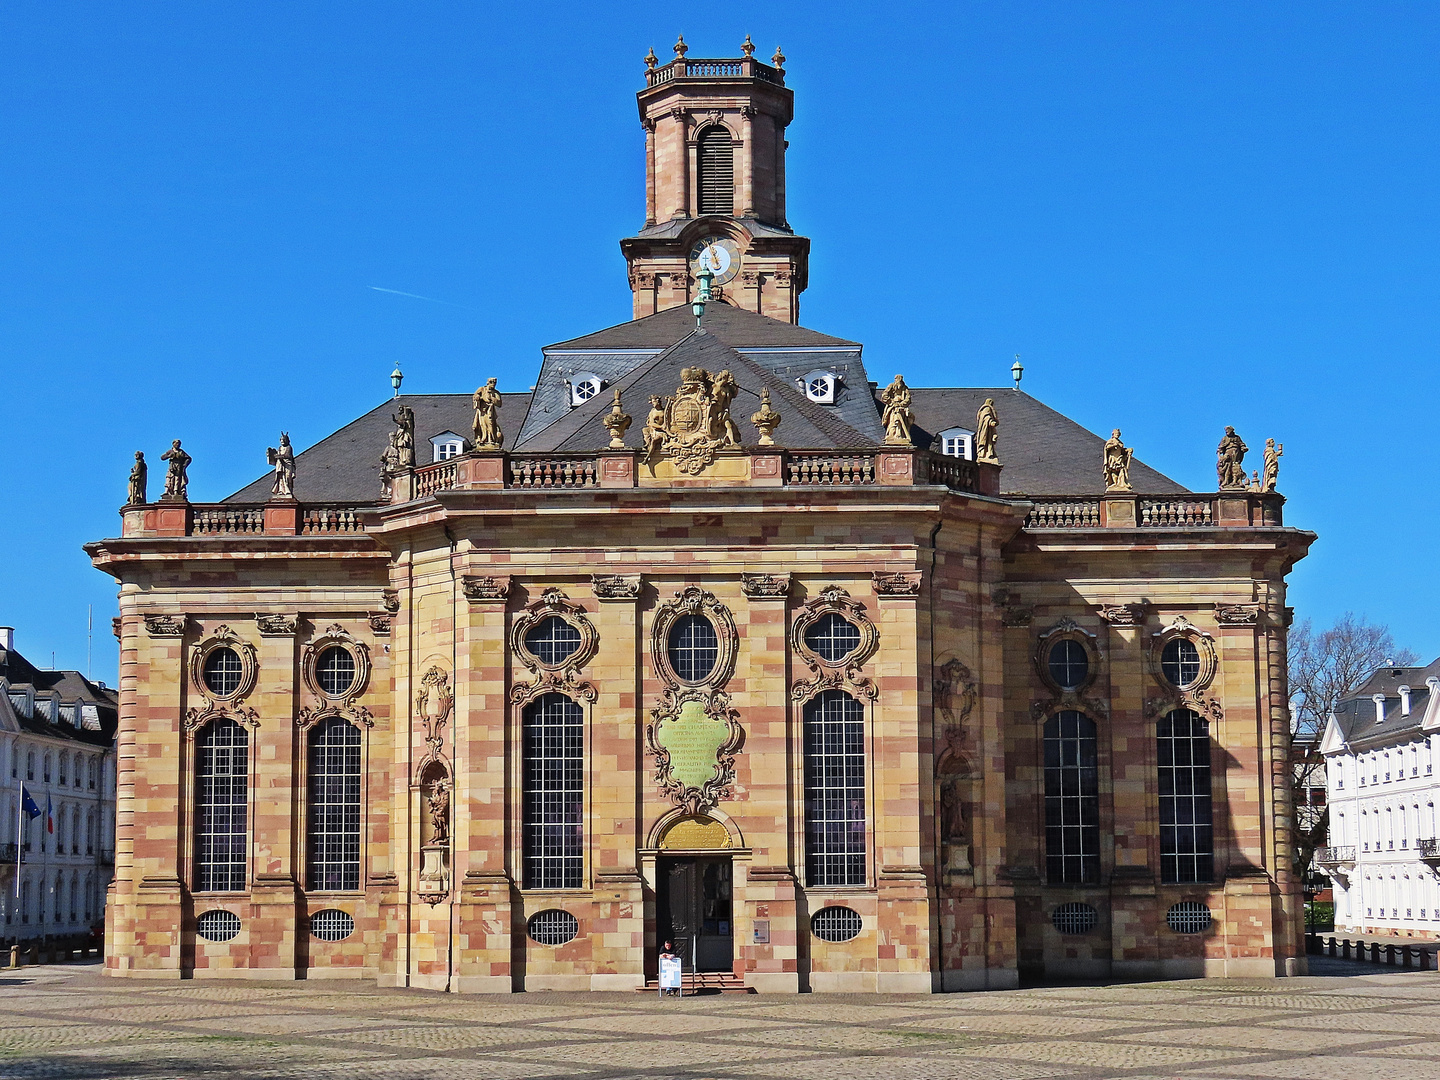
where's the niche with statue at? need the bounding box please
[418,760,452,903]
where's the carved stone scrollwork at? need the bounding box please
[1031,618,1107,721]
[591,574,641,601]
[367,613,391,636]
[381,589,399,614]
[1145,692,1223,724]
[643,367,742,475]
[790,586,879,703]
[1150,615,1219,693]
[645,687,744,816]
[872,570,922,598]
[1215,604,1261,627]
[185,625,260,733]
[254,613,297,636]
[414,665,454,767]
[509,588,597,705]
[296,623,372,730]
[145,615,186,637]
[741,573,790,599]
[1098,603,1147,627]
[934,656,978,750]
[651,587,738,690]
[462,575,510,603]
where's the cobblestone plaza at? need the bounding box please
[2,964,1439,1079]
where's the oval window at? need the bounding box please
[528,909,579,946]
[310,908,355,941]
[811,906,863,942]
[196,909,241,942]
[803,613,862,665]
[316,646,356,697]
[1051,902,1099,936]
[667,614,719,683]
[1166,901,1212,934]
[1047,639,1089,691]
[202,647,244,697]
[1161,638,1202,689]
[524,616,583,667]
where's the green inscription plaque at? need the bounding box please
[655,700,726,791]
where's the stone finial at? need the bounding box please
[1262,438,1283,493]
[126,451,147,506]
[1102,428,1134,492]
[644,47,658,70]
[750,388,782,446]
[772,45,786,70]
[472,377,504,450]
[603,388,633,449]
[975,398,999,463]
[1216,426,1248,490]
[880,375,914,447]
[741,34,755,58]
[674,34,688,59]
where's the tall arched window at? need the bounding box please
[83,872,93,922]
[69,870,79,923]
[85,810,95,856]
[522,693,583,889]
[195,718,249,892]
[88,757,98,790]
[697,126,734,216]
[1043,710,1100,884]
[307,716,362,892]
[803,690,867,886]
[1158,708,1213,883]
[20,878,30,924]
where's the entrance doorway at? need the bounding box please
[658,856,733,972]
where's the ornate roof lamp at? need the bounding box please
[391,361,404,398]
[693,259,714,330]
[1011,354,1023,392]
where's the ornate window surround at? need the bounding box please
[298,624,373,728]
[1149,615,1218,694]
[1030,618,1107,723]
[185,625,260,735]
[509,589,598,706]
[791,586,878,703]
[650,586,738,690]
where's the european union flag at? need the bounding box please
[20,786,41,821]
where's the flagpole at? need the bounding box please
[14,790,20,900]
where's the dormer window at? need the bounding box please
[937,427,975,461]
[568,373,604,407]
[800,369,839,404]
[430,431,465,462]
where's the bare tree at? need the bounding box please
[1288,612,1419,875]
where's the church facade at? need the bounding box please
[87,42,1313,992]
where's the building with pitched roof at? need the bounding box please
[87,43,1314,991]
[1318,660,1440,938]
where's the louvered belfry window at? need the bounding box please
[697,126,734,216]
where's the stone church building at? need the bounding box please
[88,42,1313,992]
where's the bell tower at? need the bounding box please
[620,36,811,323]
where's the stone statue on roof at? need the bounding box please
[126,451,147,506]
[641,395,667,457]
[881,375,914,447]
[391,402,416,469]
[1103,429,1134,493]
[267,432,295,499]
[711,370,742,446]
[160,440,191,502]
[975,398,999,463]
[472,378,504,450]
[1262,438,1283,493]
[1217,426,1249,490]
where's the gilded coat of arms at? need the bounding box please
[641,366,741,474]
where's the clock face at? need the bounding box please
[689,237,742,286]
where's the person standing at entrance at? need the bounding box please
[658,940,682,998]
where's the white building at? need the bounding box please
[0,627,117,942]
[1320,659,1440,939]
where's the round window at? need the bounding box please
[1051,902,1099,936]
[1161,638,1202,689]
[316,646,356,697]
[310,909,355,941]
[528,909,579,946]
[811,906,863,942]
[1047,639,1089,691]
[196,909,241,942]
[668,614,719,683]
[803,613,863,665]
[524,616,583,667]
[1166,901,1212,934]
[202,647,244,697]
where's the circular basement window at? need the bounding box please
[310,909,355,942]
[811,907,863,943]
[202,647,244,698]
[1166,902,1213,935]
[528,909,579,946]
[196,909,241,942]
[1051,902,1099,936]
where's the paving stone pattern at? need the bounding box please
[2,964,1440,1080]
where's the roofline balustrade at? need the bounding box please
[645,56,784,89]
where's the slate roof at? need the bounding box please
[545,304,857,351]
[0,644,118,747]
[1328,659,1440,749]
[623,217,799,243]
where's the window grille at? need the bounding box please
[804,690,867,886]
[524,616,583,667]
[1047,640,1089,690]
[309,909,355,941]
[202,647,244,697]
[1158,709,1213,884]
[1166,901,1212,934]
[1051,902,1099,935]
[307,716,361,891]
[667,614,719,683]
[196,909,241,942]
[522,693,584,890]
[697,126,734,215]
[316,646,356,698]
[811,906,862,942]
[195,718,248,892]
[803,613,862,664]
[528,909,578,945]
[1043,710,1100,884]
[1161,638,1202,688]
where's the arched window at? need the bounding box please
[20,879,30,924]
[522,693,583,890]
[307,716,362,892]
[69,870,79,923]
[83,872,93,922]
[26,751,34,781]
[85,810,95,856]
[88,757,98,790]
[1158,708,1213,883]
[42,754,51,783]
[697,126,734,216]
[1043,710,1100,884]
[58,753,68,786]
[195,718,249,892]
[803,690,867,886]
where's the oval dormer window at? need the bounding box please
[801,369,838,404]
[569,373,604,407]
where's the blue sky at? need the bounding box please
[2,2,1436,678]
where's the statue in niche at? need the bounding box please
[391,402,416,468]
[937,757,974,882]
[1262,438,1283,493]
[1102,429,1134,492]
[267,432,295,498]
[160,440,191,501]
[427,776,451,845]
[880,375,914,446]
[472,377,504,449]
[126,451,147,506]
[975,398,1000,463]
[1216,426,1249,489]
